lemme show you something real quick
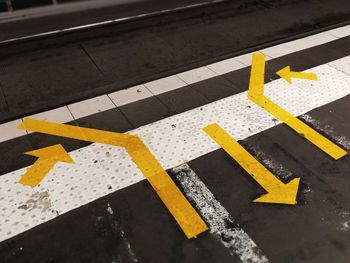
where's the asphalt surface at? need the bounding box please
[1,36,348,176]
[1,91,350,262]
[0,35,350,262]
[0,0,349,124]
[0,2,350,262]
[0,0,217,39]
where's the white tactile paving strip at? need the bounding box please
[1,60,350,243]
[0,25,349,142]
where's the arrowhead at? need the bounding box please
[253,178,300,205]
[276,66,292,84]
[25,144,74,164]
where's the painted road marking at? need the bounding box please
[171,163,268,262]
[19,144,74,187]
[203,123,300,205]
[18,118,208,239]
[0,25,350,142]
[1,60,350,243]
[276,66,318,84]
[0,28,349,143]
[248,53,347,160]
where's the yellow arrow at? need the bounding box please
[276,66,318,84]
[18,118,208,239]
[19,144,74,187]
[203,123,300,205]
[250,53,347,160]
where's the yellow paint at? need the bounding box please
[276,66,318,84]
[19,144,74,187]
[18,118,208,239]
[248,53,347,160]
[203,123,300,205]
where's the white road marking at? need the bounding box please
[328,56,350,76]
[0,119,26,141]
[68,95,115,119]
[171,163,268,263]
[0,61,350,243]
[109,85,153,106]
[144,75,187,95]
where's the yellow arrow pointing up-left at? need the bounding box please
[276,66,317,84]
[19,144,74,187]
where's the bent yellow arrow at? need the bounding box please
[203,123,300,205]
[18,118,208,239]
[249,53,347,160]
[19,144,74,187]
[276,66,317,84]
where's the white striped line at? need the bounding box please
[1,59,350,245]
[0,24,349,143]
[171,163,268,263]
[67,95,115,119]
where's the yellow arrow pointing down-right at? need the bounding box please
[276,66,318,84]
[203,123,300,205]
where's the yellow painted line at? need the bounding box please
[203,123,300,205]
[19,144,74,187]
[276,66,318,84]
[248,53,347,160]
[18,118,208,239]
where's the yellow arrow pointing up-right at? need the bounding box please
[19,144,74,187]
[276,66,317,84]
